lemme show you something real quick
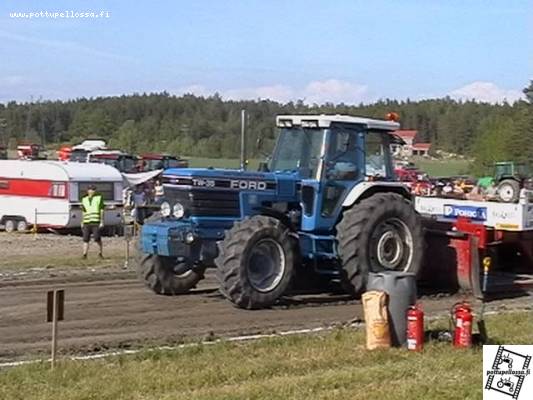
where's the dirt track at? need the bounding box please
[1,269,531,362]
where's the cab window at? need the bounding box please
[365,132,387,178]
[326,128,362,181]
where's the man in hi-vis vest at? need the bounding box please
[81,184,105,259]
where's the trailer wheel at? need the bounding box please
[497,179,520,203]
[336,193,424,296]
[135,244,205,295]
[16,220,28,232]
[4,220,16,233]
[216,216,294,309]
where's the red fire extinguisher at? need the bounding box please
[452,302,473,348]
[407,304,424,351]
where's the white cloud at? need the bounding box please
[303,79,369,105]
[179,84,212,97]
[223,84,295,103]
[176,79,372,105]
[449,81,523,104]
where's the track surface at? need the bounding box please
[1,270,530,362]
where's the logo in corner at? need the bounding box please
[484,345,532,399]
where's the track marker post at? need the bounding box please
[124,225,134,269]
[46,289,64,370]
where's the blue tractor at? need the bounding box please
[137,114,424,309]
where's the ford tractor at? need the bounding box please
[136,114,424,309]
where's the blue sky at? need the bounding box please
[0,0,531,104]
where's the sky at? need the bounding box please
[0,0,531,105]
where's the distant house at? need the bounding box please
[391,130,431,157]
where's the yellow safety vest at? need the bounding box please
[82,194,104,224]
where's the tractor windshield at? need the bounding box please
[270,128,325,178]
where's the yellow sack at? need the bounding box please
[362,290,391,350]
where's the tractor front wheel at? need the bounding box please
[336,193,424,296]
[216,216,295,309]
[135,246,205,295]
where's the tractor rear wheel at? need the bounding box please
[497,179,520,203]
[216,216,295,309]
[336,193,423,296]
[135,245,205,295]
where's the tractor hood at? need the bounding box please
[162,168,299,196]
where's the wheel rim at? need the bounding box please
[370,217,413,271]
[499,184,514,202]
[247,238,286,293]
[17,221,27,231]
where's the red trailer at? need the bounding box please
[416,195,533,297]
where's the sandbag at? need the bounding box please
[362,290,391,350]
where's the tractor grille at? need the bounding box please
[165,187,240,217]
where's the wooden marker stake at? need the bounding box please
[47,289,64,370]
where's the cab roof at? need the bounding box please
[276,114,400,131]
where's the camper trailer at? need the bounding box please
[0,160,123,232]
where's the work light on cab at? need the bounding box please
[386,112,400,122]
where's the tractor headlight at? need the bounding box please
[160,201,171,217]
[173,203,185,219]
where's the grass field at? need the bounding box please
[1,311,531,400]
[413,158,472,177]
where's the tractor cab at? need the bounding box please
[494,161,529,181]
[140,153,188,171]
[269,115,399,232]
[88,150,138,173]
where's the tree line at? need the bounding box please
[0,81,531,175]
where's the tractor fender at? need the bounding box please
[342,181,411,207]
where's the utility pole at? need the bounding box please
[240,109,247,170]
[25,95,33,141]
[0,117,7,146]
[38,95,45,146]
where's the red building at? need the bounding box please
[391,130,431,157]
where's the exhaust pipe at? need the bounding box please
[240,109,247,171]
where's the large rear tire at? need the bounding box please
[135,245,205,295]
[497,179,520,203]
[336,193,424,296]
[215,216,295,309]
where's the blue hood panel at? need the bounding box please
[162,168,300,197]
[164,168,278,180]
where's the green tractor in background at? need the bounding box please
[493,161,530,202]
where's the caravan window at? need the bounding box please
[78,182,115,201]
[50,182,66,198]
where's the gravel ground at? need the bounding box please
[0,232,132,280]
